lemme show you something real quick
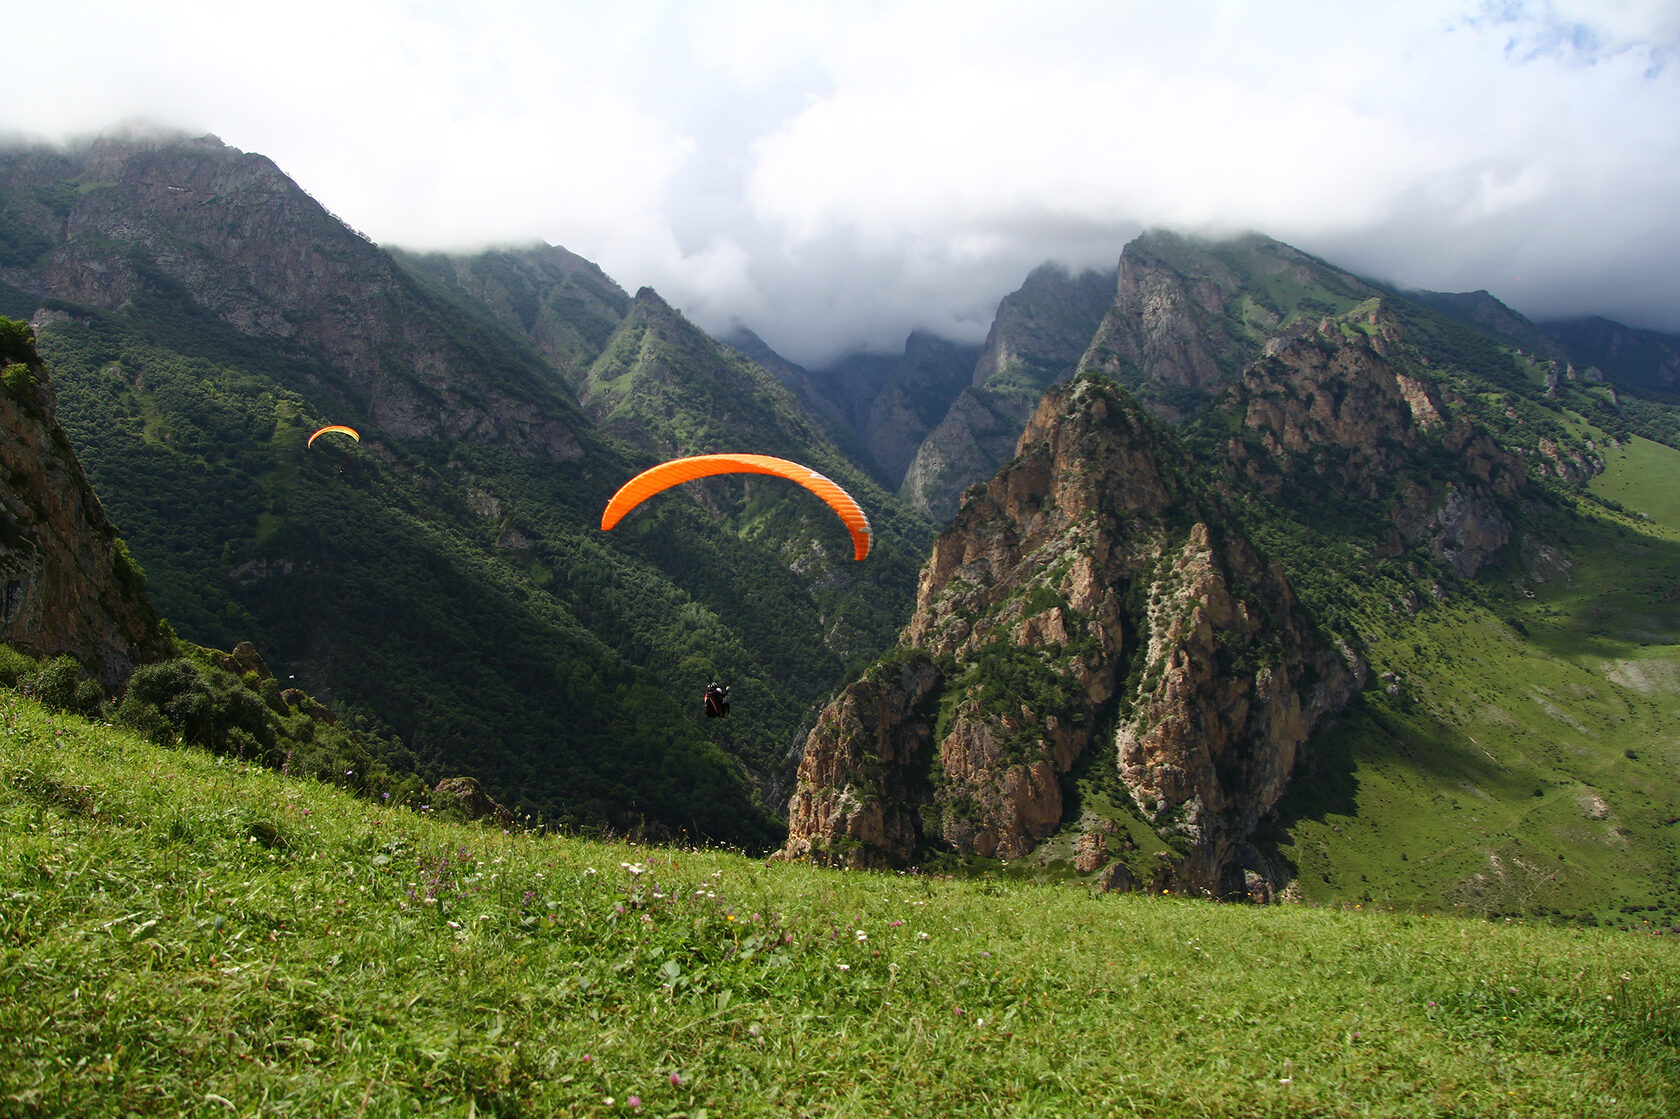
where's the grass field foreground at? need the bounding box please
[3,693,1677,1117]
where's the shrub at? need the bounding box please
[2,362,39,413]
[111,538,148,598]
[24,655,103,718]
[0,316,33,364]
[0,644,38,687]
[115,695,172,744]
[118,658,212,744]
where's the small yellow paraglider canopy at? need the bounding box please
[307,425,360,449]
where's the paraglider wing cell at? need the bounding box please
[307,424,361,448]
[600,453,873,560]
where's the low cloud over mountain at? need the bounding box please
[8,2,1678,365]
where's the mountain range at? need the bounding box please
[2,131,1678,924]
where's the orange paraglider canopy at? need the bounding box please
[307,424,361,448]
[601,453,873,561]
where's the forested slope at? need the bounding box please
[1,135,933,847]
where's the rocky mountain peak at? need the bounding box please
[898,231,1382,523]
[1080,230,1380,421]
[1,134,588,458]
[897,262,1113,520]
[1221,306,1527,578]
[783,373,1360,896]
[633,286,672,312]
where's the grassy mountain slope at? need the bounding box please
[391,243,631,393]
[1204,305,1680,925]
[35,303,786,845]
[8,131,1680,917]
[857,277,1680,924]
[576,286,935,671]
[1259,439,1680,925]
[4,691,1676,1116]
[0,135,933,848]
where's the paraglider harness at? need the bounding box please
[704,683,731,719]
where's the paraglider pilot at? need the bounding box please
[704,682,730,719]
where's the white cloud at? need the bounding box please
[3,0,1677,364]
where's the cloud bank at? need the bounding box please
[6,0,1678,366]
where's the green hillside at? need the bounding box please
[29,306,790,845]
[6,189,935,850]
[911,287,1680,923]
[576,288,935,666]
[1228,326,1680,925]
[4,692,1676,1116]
[28,288,932,847]
[1592,435,1680,528]
[6,132,1679,920]
[0,137,934,852]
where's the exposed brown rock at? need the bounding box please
[779,655,942,865]
[782,375,1359,895]
[0,321,163,688]
[1073,830,1109,873]
[432,776,516,828]
[1224,314,1526,579]
[901,264,1115,519]
[280,688,339,725]
[219,640,272,680]
[1094,862,1134,893]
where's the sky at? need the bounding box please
[5,0,1678,367]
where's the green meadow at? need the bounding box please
[4,693,1677,1117]
[1254,434,1680,925]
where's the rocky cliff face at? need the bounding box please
[968,264,1119,395]
[853,333,984,488]
[1080,235,1248,403]
[783,375,1360,896]
[0,320,162,687]
[753,331,985,490]
[899,264,1114,520]
[899,235,1379,522]
[1080,232,1377,420]
[1222,309,1527,579]
[0,133,585,458]
[1542,316,1680,394]
[895,388,1037,523]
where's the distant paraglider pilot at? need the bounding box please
[704,682,730,719]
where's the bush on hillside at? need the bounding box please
[2,362,37,410]
[117,658,213,744]
[116,656,283,765]
[99,646,434,810]
[22,655,104,719]
[0,316,34,364]
[0,645,36,687]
